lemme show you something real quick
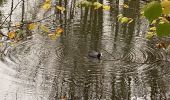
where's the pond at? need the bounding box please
[0,0,170,100]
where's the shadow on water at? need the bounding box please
[0,0,170,100]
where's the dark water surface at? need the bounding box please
[0,0,170,100]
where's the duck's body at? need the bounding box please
[88,51,102,60]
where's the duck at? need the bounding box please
[88,51,102,60]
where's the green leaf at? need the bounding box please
[156,23,170,37]
[81,1,92,7]
[144,1,162,22]
[120,17,129,23]
[93,2,102,9]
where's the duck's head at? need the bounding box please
[97,52,102,60]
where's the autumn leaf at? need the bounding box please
[55,27,64,34]
[61,96,67,100]
[155,41,167,49]
[140,11,144,16]
[28,23,36,30]
[48,27,63,40]
[40,25,49,33]
[118,14,133,24]
[0,42,3,46]
[123,4,129,8]
[161,0,170,14]
[127,18,133,24]
[48,33,56,40]
[146,32,154,39]
[118,14,123,21]
[8,31,16,39]
[103,5,110,10]
[93,2,102,9]
[0,31,3,38]
[56,6,65,12]
[149,27,156,31]
[151,20,156,24]
[42,3,51,10]
[48,33,61,40]
[121,17,129,23]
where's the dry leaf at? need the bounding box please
[55,27,64,34]
[123,4,129,8]
[56,6,66,12]
[8,31,16,39]
[28,23,36,30]
[128,18,133,24]
[149,27,156,31]
[146,31,154,39]
[40,25,49,33]
[48,33,57,40]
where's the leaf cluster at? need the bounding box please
[143,0,170,37]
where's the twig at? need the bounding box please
[0,0,22,28]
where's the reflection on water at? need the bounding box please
[0,0,170,100]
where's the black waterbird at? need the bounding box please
[88,51,102,60]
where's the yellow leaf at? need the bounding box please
[146,32,154,39]
[140,11,144,16]
[8,31,16,39]
[161,17,169,23]
[56,6,66,12]
[48,33,56,40]
[40,25,49,33]
[149,27,156,31]
[93,2,102,9]
[123,4,129,8]
[151,20,156,24]
[159,17,169,23]
[161,0,170,14]
[159,20,165,24]
[118,14,123,21]
[0,32,3,38]
[120,17,129,23]
[42,3,51,10]
[55,27,64,34]
[0,42,3,46]
[128,18,133,24]
[48,27,63,40]
[28,23,36,30]
[103,5,110,10]
[55,34,61,38]
[48,33,61,40]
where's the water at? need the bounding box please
[0,0,170,100]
